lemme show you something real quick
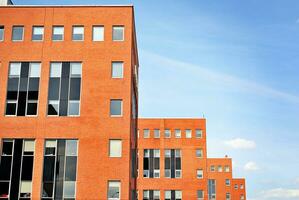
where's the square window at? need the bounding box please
[175,129,181,138]
[185,129,192,138]
[225,179,230,186]
[63,181,76,198]
[197,190,204,199]
[196,149,203,158]
[153,190,160,199]
[164,129,171,138]
[110,99,122,116]
[9,62,21,76]
[108,181,120,200]
[143,129,150,138]
[217,165,223,172]
[112,62,123,78]
[50,63,62,77]
[197,169,203,179]
[0,26,4,41]
[68,101,80,116]
[72,26,84,41]
[196,129,203,138]
[112,26,124,41]
[175,191,182,198]
[93,26,104,41]
[5,101,17,115]
[12,26,24,41]
[48,100,59,116]
[52,26,64,41]
[109,140,122,157]
[32,26,44,41]
[70,63,82,77]
[154,129,160,138]
[26,102,38,116]
[29,63,41,77]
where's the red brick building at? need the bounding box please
[0,4,246,200]
[137,118,246,200]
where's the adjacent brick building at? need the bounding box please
[0,4,246,200]
[137,118,246,200]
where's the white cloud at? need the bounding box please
[141,50,299,104]
[260,188,299,199]
[244,161,259,171]
[225,138,256,149]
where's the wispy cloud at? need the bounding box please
[225,138,256,149]
[141,50,299,104]
[244,161,259,171]
[260,188,299,199]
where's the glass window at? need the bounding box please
[217,165,223,172]
[24,140,35,154]
[175,191,182,199]
[165,191,171,199]
[48,100,59,116]
[196,149,203,158]
[143,129,150,138]
[29,63,41,77]
[50,63,62,77]
[109,140,122,157]
[63,181,76,198]
[9,62,21,76]
[197,190,204,199]
[175,129,181,138]
[153,190,160,199]
[20,181,32,197]
[12,26,24,41]
[108,181,120,200]
[197,169,203,179]
[196,129,203,138]
[234,184,238,189]
[68,101,80,116]
[72,26,84,41]
[112,62,124,78]
[225,179,230,186]
[164,129,171,138]
[70,63,82,77]
[112,26,124,41]
[0,26,4,41]
[110,99,122,116]
[66,140,78,156]
[52,26,64,41]
[154,129,160,138]
[225,165,230,172]
[226,192,231,200]
[210,165,215,172]
[32,26,44,41]
[93,26,104,41]
[185,129,192,138]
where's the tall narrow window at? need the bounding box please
[208,179,216,200]
[226,193,230,200]
[110,99,123,116]
[108,181,120,200]
[12,26,24,41]
[52,26,64,41]
[111,62,124,78]
[109,140,122,157]
[164,149,181,178]
[42,139,78,200]
[92,26,104,41]
[224,165,230,172]
[0,139,35,200]
[225,179,230,186]
[32,26,44,41]
[48,62,82,116]
[0,26,4,41]
[143,149,160,178]
[112,26,124,41]
[72,26,84,41]
[5,62,41,116]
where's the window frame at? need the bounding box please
[111,61,124,79]
[109,139,122,158]
[52,26,64,41]
[0,25,4,41]
[72,25,84,41]
[92,25,104,41]
[110,99,123,117]
[12,25,24,42]
[112,25,124,41]
[32,26,44,41]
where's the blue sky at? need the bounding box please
[15,0,299,199]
